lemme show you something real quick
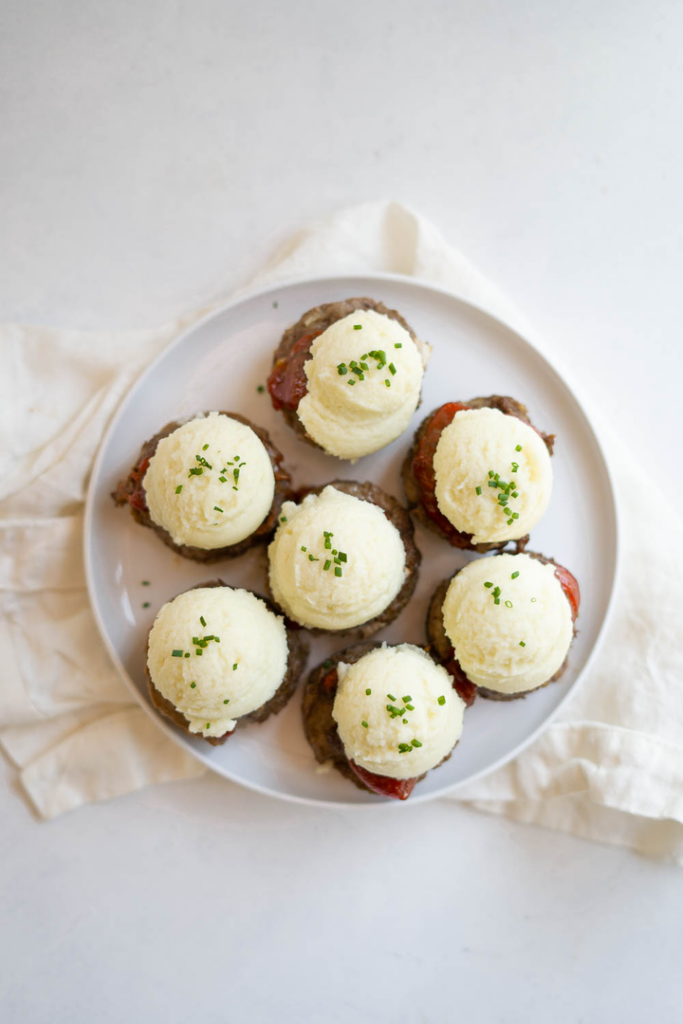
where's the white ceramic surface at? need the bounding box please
[84,273,617,805]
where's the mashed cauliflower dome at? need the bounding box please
[433,407,552,544]
[296,310,430,460]
[441,554,573,695]
[147,587,289,738]
[268,486,407,630]
[332,645,465,779]
[143,412,275,549]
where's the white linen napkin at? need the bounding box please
[2,201,682,863]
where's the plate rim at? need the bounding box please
[84,271,621,809]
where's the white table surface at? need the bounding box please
[2,2,682,1021]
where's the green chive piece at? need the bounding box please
[366,688,371,695]
[405,704,415,711]
[300,546,307,552]
[203,444,209,451]
[488,470,495,478]
[505,600,513,608]
[280,516,287,522]
[196,649,203,656]
[190,682,196,688]
[200,616,206,627]
[531,598,537,603]
[334,566,342,577]
[411,739,422,747]
[142,580,150,586]
[224,699,229,705]
[402,695,412,703]
[142,601,150,608]
[175,485,183,494]
[338,552,347,562]
[394,343,402,348]
[403,718,408,724]
[507,518,514,525]
[214,506,223,513]
[387,694,397,702]
[516,444,522,451]
[323,660,333,668]
[512,491,519,498]
[206,723,210,730]
[353,324,362,330]
[475,486,482,495]
[172,650,183,657]
[385,379,391,387]
[512,512,519,519]
[184,653,190,658]
[233,663,238,670]
[348,379,356,386]
[484,581,493,588]
[519,640,526,647]
[438,695,446,706]
[323,559,332,571]
[362,720,368,728]
[257,384,265,393]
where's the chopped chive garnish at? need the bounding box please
[512,491,519,498]
[366,688,371,695]
[338,552,347,562]
[334,566,342,577]
[224,699,229,705]
[403,718,408,724]
[189,467,202,476]
[233,663,238,670]
[300,546,307,552]
[484,581,493,588]
[190,682,196,688]
[362,720,368,728]
[142,602,150,608]
[505,600,513,608]
[323,559,332,571]
[206,723,210,730]
[348,379,356,386]
[516,444,522,452]
[511,571,519,579]
[519,640,526,647]
[512,512,519,519]
[405,704,415,711]
[531,597,537,603]
[202,444,209,451]
[411,739,422,748]
[353,324,362,330]
[438,695,446,705]
[323,660,333,668]
[494,597,500,604]
[394,342,402,348]
[387,694,397,701]
[214,506,223,513]
[184,653,190,658]
[280,516,287,522]
[385,379,391,387]
[175,485,183,494]
[475,486,482,495]
[172,650,183,657]
[142,580,150,586]
[507,518,514,525]
[196,648,203,656]
[219,476,227,483]
[493,587,501,597]
[388,362,397,375]
[200,616,206,627]
[337,364,347,375]
[402,695,412,703]
[257,384,265,393]
[308,554,319,561]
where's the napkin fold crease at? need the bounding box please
[2,201,681,863]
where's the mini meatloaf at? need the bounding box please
[267,480,420,639]
[146,580,309,746]
[112,410,291,562]
[303,641,465,801]
[427,551,580,701]
[402,395,555,552]
[267,297,431,460]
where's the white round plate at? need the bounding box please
[85,274,618,806]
